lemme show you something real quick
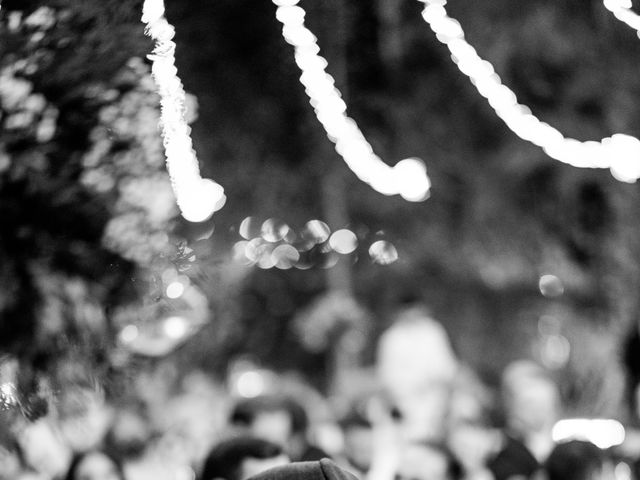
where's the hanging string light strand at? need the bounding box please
[418,0,640,183]
[142,0,226,222]
[272,0,431,202]
[603,0,640,35]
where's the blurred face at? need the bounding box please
[74,452,122,480]
[239,454,289,480]
[250,411,292,447]
[397,444,449,480]
[343,426,374,472]
[505,379,558,435]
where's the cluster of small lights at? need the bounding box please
[233,216,399,269]
[142,0,226,222]
[603,0,640,36]
[272,0,431,201]
[418,0,640,183]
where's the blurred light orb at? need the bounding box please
[303,220,331,243]
[369,240,398,265]
[165,281,185,299]
[180,179,225,223]
[261,218,290,243]
[540,334,571,370]
[232,241,250,263]
[539,274,564,298]
[607,134,640,183]
[163,316,189,340]
[119,325,139,344]
[272,244,300,269]
[393,158,431,202]
[236,371,266,398]
[552,418,625,449]
[239,217,260,240]
[329,229,358,254]
[257,244,277,269]
[245,238,266,263]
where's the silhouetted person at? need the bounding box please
[545,440,610,480]
[230,395,328,462]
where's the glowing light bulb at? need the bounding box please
[273,2,431,200]
[142,0,226,221]
[418,0,640,183]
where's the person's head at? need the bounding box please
[545,441,610,480]
[501,361,560,436]
[230,396,308,449]
[339,407,374,473]
[65,449,125,480]
[396,443,456,480]
[201,437,289,480]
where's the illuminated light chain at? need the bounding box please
[418,0,640,183]
[142,0,226,222]
[272,0,431,201]
[603,0,640,36]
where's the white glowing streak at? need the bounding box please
[552,418,625,449]
[418,0,640,183]
[603,0,640,35]
[273,1,431,201]
[142,0,226,222]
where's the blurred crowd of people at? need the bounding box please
[1,306,638,480]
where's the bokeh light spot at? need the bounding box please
[165,281,185,299]
[303,220,331,243]
[261,218,290,243]
[539,274,564,297]
[329,229,358,254]
[369,240,398,265]
[163,316,189,340]
[272,244,300,269]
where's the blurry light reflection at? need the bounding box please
[239,217,260,240]
[165,281,185,299]
[236,371,266,398]
[261,218,290,242]
[329,229,358,254]
[369,240,398,265]
[272,244,300,269]
[163,316,189,339]
[303,220,331,243]
[539,274,564,298]
[119,325,139,344]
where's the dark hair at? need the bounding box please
[200,437,284,480]
[230,396,308,436]
[545,440,605,480]
[65,450,125,480]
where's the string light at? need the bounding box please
[418,0,640,183]
[142,0,226,222]
[603,0,640,36]
[272,0,431,201]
